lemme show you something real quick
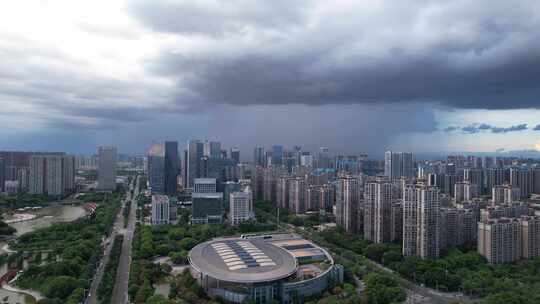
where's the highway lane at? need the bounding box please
[86,177,136,304]
[110,175,139,304]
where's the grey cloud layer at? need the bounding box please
[128,0,310,36]
[3,0,540,154]
[130,0,540,110]
[0,35,173,128]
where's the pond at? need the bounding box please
[0,204,87,254]
[0,204,87,303]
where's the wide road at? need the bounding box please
[86,177,137,304]
[111,175,139,304]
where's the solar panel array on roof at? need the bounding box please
[211,241,277,271]
[281,244,314,250]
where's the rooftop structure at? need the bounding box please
[194,178,217,193]
[189,238,297,283]
[188,234,343,304]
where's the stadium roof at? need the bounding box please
[189,238,297,283]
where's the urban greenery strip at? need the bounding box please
[123,200,131,228]
[11,192,122,304]
[97,234,124,304]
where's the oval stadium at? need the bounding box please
[188,233,344,304]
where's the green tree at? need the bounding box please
[156,244,172,256]
[0,220,16,235]
[365,244,388,263]
[382,250,402,266]
[135,279,153,303]
[147,294,174,304]
[168,228,186,240]
[44,276,80,300]
[364,272,406,304]
[169,251,188,264]
[179,237,197,250]
[66,287,85,304]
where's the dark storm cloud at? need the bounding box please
[445,123,529,134]
[443,126,460,132]
[461,125,482,134]
[4,1,540,154]
[533,124,540,131]
[130,0,540,110]
[478,124,493,130]
[205,103,438,156]
[491,124,528,133]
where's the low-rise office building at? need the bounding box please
[151,194,170,225]
[230,187,254,225]
[191,192,224,224]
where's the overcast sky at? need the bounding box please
[1,0,540,156]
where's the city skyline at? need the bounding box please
[4,141,540,161]
[4,2,540,304]
[2,1,540,154]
